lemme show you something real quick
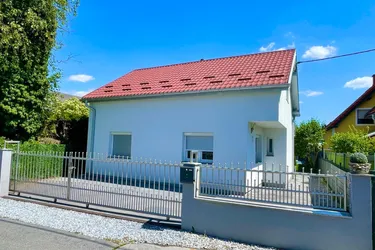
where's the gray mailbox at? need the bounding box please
[180,165,195,183]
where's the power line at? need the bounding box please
[297,48,375,64]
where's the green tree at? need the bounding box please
[295,118,325,169]
[330,126,372,154]
[0,0,78,141]
[41,96,89,140]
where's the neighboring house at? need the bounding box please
[82,49,300,176]
[324,74,375,148]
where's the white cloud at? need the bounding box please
[276,42,295,51]
[300,90,324,97]
[260,42,295,52]
[344,76,373,90]
[302,45,337,59]
[68,74,95,83]
[299,101,303,104]
[71,89,94,97]
[259,42,275,52]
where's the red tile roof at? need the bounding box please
[83,49,296,100]
[326,85,375,130]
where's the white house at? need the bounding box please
[83,49,300,183]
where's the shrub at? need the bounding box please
[295,118,325,170]
[20,140,65,152]
[350,153,368,164]
[330,126,371,154]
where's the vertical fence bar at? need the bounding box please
[344,174,347,211]
[67,153,73,200]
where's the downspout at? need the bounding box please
[85,101,96,154]
[85,101,96,176]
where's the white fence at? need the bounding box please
[197,163,348,211]
[7,150,350,220]
[10,151,183,218]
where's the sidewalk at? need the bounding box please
[0,218,191,250]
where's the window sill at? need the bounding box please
[266,154,274,157]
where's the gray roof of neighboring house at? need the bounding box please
[57,92,79,101]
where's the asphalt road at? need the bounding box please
[0,218,115,250]
[0,218,192,250]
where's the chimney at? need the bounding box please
[373,74,375,87]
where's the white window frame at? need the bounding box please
[355,108,374,126]
[266,137,274,156]
[109,132,132,158]
[183,132,213,164]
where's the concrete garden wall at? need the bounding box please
[182,167,373,250]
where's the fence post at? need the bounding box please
[66,152,74,200]
[0,149,13,197]
[181,161,201,231]
[370,171,375,250]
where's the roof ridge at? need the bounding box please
[133,49,296,72]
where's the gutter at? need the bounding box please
[85,101,96,154]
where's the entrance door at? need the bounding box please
[255,135,262,165]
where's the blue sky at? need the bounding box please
[56,0,375,124]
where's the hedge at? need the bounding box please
[0,137,65,152]
[0,137,66,179]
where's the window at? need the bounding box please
[356,109,373,125]
[255,136,262,163]
[267,138,274,156]
[111,133,132,158]
[184,133,213,163]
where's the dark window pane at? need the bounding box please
[357,109,373,124]
[268,139,273,154]
[187,150,198,160]
[202,151,213,160]
[256,137,262,163]
[113,134,132,157]
[358,118,373,124]
[357,110,369,118]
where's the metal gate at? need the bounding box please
[9,151,182,219]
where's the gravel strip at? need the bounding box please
[0,198,276,250]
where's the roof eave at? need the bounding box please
[289,51,300,117]
[82,83,290,102]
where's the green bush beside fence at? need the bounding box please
[14,152,66,180]
[324,150,375,172]
[1,137,66,179]
[0,137,65,152]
